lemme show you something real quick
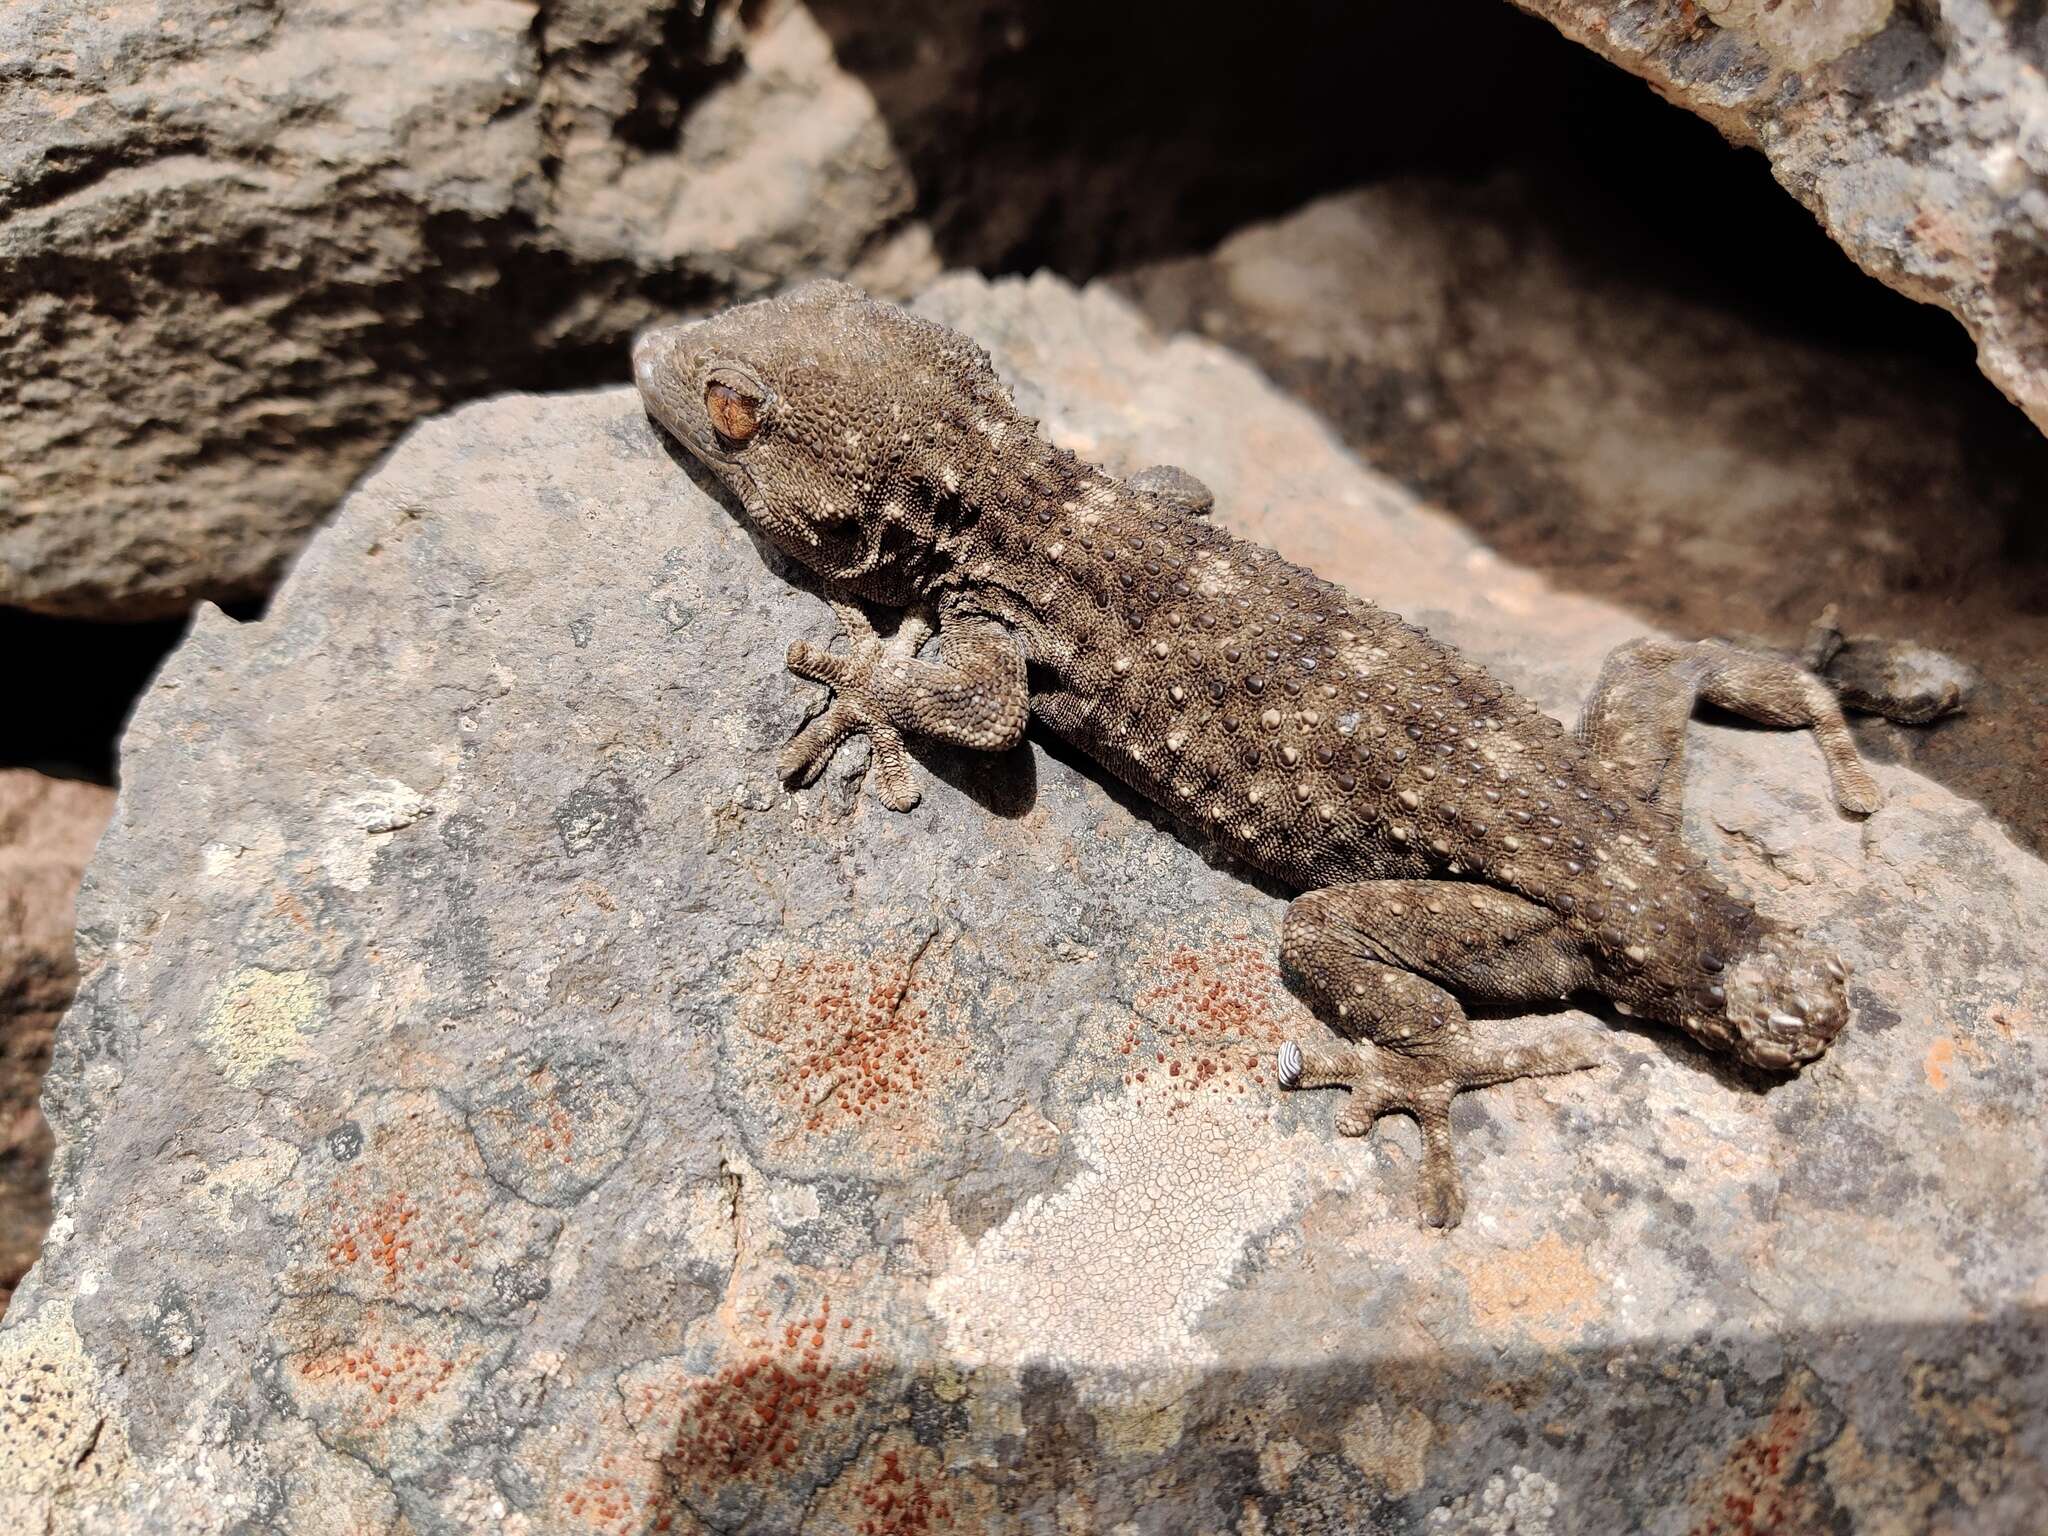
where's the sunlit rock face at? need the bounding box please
[3,275,2042,1533]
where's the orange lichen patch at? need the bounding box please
[469,1053,643,1206]
[557,1451,658,1536]
[616,1291,883,1529]
[281,1090,557,1315]
[660,1297,875,1487]
[850,1448,952,1535]
[807,1433,975,1535]
[296,1332,462,1434]
[275,1298,497,1476]
[1449,1231,1603,1348]
[323,1188,432,1289]
[738,940,971,1142]
[315,1155,491,1300]
[1924,1037,1955,1091]
[1685,1374,1832,1536]
[1128,932,1306,1102]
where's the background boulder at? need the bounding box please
[0,771,111,1314]
[1514,0,2048,435]
[0,0,1536,620]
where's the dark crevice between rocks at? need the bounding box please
[806,0,1570,279]
[612,0,754,153]
[0,605,258,785]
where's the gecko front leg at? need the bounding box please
[781,596,1030,810]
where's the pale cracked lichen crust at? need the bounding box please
[4,274,2043,1530]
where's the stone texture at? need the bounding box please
[0,0,1525,622]
[0,769,112,1315]
[4,274,2043,1531]
[0,0,931,619]
[1511,0,2048,436]
[1121,177,2048,853]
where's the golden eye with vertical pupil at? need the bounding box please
[705,381,762,445]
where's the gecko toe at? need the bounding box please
[779,704,858,787]
[867,726,923,811]
[787,640,855,687]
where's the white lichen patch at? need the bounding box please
[0,1299,134,1520]
[319,776,434,890]
[927,1084,1313,1375]
[202,967,328,1086]
[1425,1465,1562,1535]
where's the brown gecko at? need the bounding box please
[634,280,1894,1227]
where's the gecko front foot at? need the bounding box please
[780,598,1032,813]
[1277,1027,1600,1228]
[781,601,933,810]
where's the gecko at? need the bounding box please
[634,279,1893,1227]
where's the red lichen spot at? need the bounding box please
[559,1451,649,1535]
[1686,1379,1830,1536]
[295,1332,465,1436]
[323,1187,462,1291]
[747,948,970,1138]
[844,1439,958,1535]
[641,1295,879,1512]
[1131,934,1301,1097]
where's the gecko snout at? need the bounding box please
[632,322,693,387]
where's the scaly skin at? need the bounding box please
[634,280,1882,1227]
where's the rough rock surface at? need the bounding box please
[0,0,1518,622]
[0,0,929,619]
[0,769,111,1314]
[1513,0,2048,436]
[4,275,2043,1531]
[1121,177,2048,853]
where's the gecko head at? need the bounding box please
[1709,932,1851,1072]
[632,280,1019,591]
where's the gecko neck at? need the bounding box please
[928,436,1164,640]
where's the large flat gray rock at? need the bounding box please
[4,274,2042,1532]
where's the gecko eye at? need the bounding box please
[706,380,763,446]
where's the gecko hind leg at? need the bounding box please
[1275,882,1602,1228]
[1126,463,1215,517]
[1577,636,1882,827]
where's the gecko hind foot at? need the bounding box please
[1276,1029,1600,1228]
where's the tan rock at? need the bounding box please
[0,770,112,1315]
